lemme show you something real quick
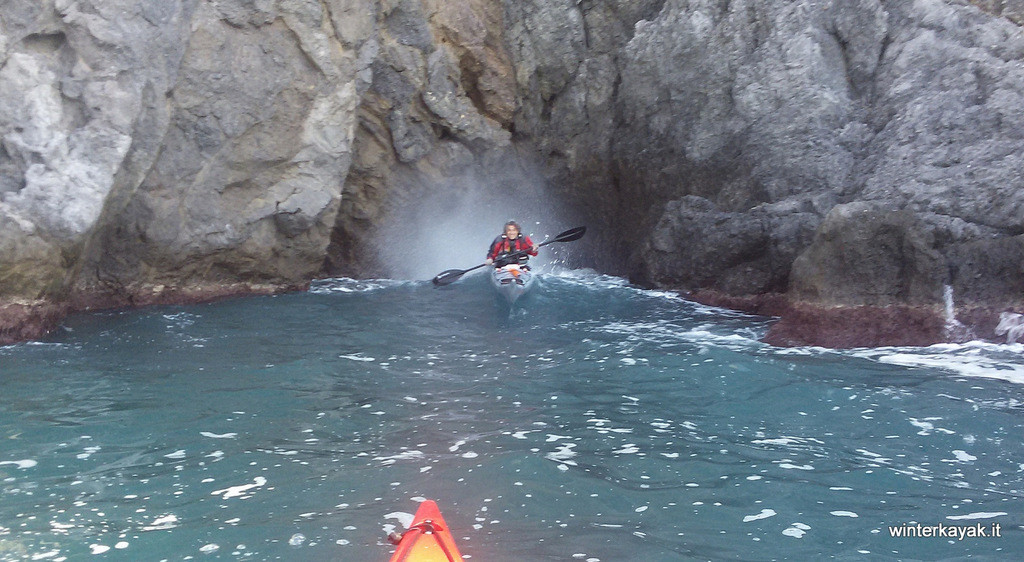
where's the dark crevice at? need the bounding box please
[456,53,495,126]
[21,31,67,54]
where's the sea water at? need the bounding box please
[0,271,1021,561]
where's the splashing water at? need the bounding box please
[943,285,974,342]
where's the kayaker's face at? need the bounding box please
[505,225,519,238]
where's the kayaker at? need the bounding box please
[485,221,539,269]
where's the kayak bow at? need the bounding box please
[490,264,535,304]
[388,500,464,562]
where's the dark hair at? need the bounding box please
[504,221,521,231]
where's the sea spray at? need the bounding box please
[943,285,973,342]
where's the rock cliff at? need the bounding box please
[2,0,1023,347]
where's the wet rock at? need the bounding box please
[789,202,946,306]
[0,301,67,345]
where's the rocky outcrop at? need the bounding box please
[2,0,1024,347]
[2,0,361,339]
[627,0,1024,345]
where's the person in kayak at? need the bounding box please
[485,221,539,269]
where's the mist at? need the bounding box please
[374,165,579,281]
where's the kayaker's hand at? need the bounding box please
[485,258,493,265]
[532,243,539,252]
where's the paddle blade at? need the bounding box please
[432,269,467,286]
[547,226,587,244]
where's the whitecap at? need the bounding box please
[830,511,858,518]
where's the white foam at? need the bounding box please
[778,463,814,471]
[743,509,777,522]
[340,354,376,362]
[782,522,810,538]
[0,459,37,469]
[545,443,578,465]
[50,521,76,532]
[141,514,179,531]
[851,342,1024,385]
[384,511,415,529]
[374,451,425,465]
[310,278,408,294]
[200,432,237,439]
[946,512,1007,520]
[830,511,858,518]
[211,477,267,499]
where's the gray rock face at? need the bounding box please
[789,202,946,306]
[2,0,1024,345]
[624,0,1024,316]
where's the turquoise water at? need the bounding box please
[1,271,1022,561]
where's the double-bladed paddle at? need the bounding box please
[431,226,587,286]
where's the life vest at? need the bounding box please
[488,234,535,266]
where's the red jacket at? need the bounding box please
[487,234,537,264]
